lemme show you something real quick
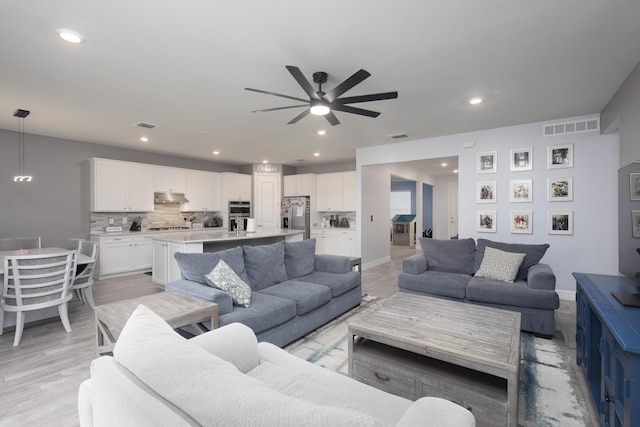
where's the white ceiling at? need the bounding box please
[1,1,639,169]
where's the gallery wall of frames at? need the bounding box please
[474,143,577,235]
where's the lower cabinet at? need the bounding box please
[96,236,153,279]
[152,240,204,286]
[311,229,356,257]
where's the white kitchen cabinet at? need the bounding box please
[221,172,252,201]
[152,240,203,286]
[96,235,153,279]
[316,171,356,212]
[153,166,187,193]
[284,173,315,196]
[90,158,154,212]
[182,171,221,212]
[311,228,356,257]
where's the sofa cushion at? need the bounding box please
[243,242,288,290]
[474,246,526,283]
[420,237,476,275]
[174,246,247,285]
[475,239,549,281]
[113,305,386,427]
[218,292,296,334]
[284,238,317,279]
[205,260,251,307]
[467,276,560,310]
[259,281,331,315]
[397,271,469,299]
[295,271,361,297]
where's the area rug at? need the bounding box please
[285,296,592,427]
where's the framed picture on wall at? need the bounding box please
[632,211,640,238]
[630,173,640,200]
[510,210,532,234]
[547,176,573,202]
[477,151,497,174]
[477,210,497,233]
[548,210,573,235]
[477,181,497,203]
[510,147,533,171]
[510,179,532,202]
[547,143,573,169]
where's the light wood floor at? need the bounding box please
[0,245,580,426]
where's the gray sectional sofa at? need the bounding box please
[398,237,559,336]
[165,238,361,347]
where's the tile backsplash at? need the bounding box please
[90,204,219,232]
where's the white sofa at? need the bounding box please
[78,305,475,427]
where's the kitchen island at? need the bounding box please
[152,229,304,285]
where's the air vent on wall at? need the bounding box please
[135,122,158,129]
[388,132,409,140]
[543,118,599,137]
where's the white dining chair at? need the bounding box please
[0,250,77,347]
[0,237,42,251]
[69,240,98,309]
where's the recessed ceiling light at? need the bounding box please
[213,151,220,155]
[314,153,320,157]
[262,160,268,164]
[469,97,483,105]
[441,163,447,167]
[56,28,84,44]
[317,130,326,135]
[454,169,458,174]
[139,137,148,142]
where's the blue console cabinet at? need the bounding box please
[574,273,640,427]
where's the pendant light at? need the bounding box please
[13,109,32,182]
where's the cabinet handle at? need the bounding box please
[374,372,390,382]
[604,393,613,403]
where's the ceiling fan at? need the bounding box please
[245,66,398,126]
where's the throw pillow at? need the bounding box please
[243,242,288,290]
[284,238,316,279]
[420,237,476,275]
[205,260,251,307]
[475,239,549,281]
[474,246,526,283]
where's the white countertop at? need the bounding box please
[152,229,304,244]
[90,227,225,237]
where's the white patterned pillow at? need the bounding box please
[474,246,526,283]
[205,260,251,307]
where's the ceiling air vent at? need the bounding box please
[388,132,409,140]
[135,122,158,129]
[543,118,599,137]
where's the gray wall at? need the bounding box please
[0,130,240,247]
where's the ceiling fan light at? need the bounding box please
[310,102,330,116]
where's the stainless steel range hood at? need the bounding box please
[154,192,189,204]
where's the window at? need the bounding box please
[390,191,411,219]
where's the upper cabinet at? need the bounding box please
[182,171,221,212]
[316,171,356,212]
[221,172,252,201]
[153,166,187,193]
[90,158,154,212]
[284,173,316,197]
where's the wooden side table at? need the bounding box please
[95,291,218,355]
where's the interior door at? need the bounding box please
[448,183,458,238]
[254,173,280,230]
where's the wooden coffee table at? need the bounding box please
[96,291,218,355]
[348,293,521,427]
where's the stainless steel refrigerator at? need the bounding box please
[282,196,310,239]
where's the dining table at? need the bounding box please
[0,247,92,275]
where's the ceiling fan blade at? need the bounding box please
[245,87,309,104]
[331,104,380,118]
[251,105,309,113]
[334,91,398,105]
[323,69,371,103]
[285,66,321,100]
[287,108,311,124]
[324,111,340,126]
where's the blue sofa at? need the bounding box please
[397,238,559,336]
[166,238,361,347]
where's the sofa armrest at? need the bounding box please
[396,397,475,427]
[402,253,427,275]
[189,323,259,373]
[314,254,351,274]
[526,263,556,291]
[78,379,93,427]
[166,279,233,315]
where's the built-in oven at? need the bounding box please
[229,200,251,231]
